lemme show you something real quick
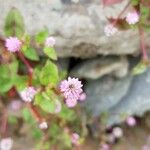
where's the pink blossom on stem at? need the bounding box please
[79,92,86,101]
[0,137,13,150]
[60,77,84,107]
[126,116,136,127]
[9,100,22,111]
[45,36,56,47]
[39,121,48,129]
[101,143,110,150]
[112,127,123,138]
[104,24,118,37]
[5,37,21,52]
[71,133,80,145]
[20,87,37,103]
[142,145,150,150]
[126,11,139,25]
[66,98,77,108]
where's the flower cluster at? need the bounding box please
[60,77,86,108]
[20,86,37,102]
[0,137,13,150]
[104,24,118,37]
[39,121,48,130]
[5,37,22,52]
[126,11,139,25]
[71,133,80,145]
[45,36,56,47]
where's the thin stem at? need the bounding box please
[27,103,42,122]
[138,27,149,61]
[17,51,33,86]
[113,1,131,26]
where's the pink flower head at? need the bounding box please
[5,37,21,52]
[45,36,56,47]
[60,77,84,107]
[39,121,48,129]
[79,92,86,101]
[71,133,80,145]
[101,143,110,150]
[126,116,136,127]
[9,100,22,111]
[20,86,37,103]
[66,98,77,108]
[0,137,13,150]
[142,145,150,150]
[112,127,123,138]
[104,24,118,37]
[126,11,139,25]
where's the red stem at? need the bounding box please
[17,51,44,123]
[27,103,42,122]
[17,51,33,86]
[138,27,148,60]
[113,1,130,26]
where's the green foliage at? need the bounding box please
[140,5,150,22]
[0,61,18,93]
[39,60,59,86]
[44,47,57,60]
[131,0,139,6]
[22,46,39,61]
[34,92,56,113]
[132,61,147,75]
[4,8,25,37]
[35,29,49,45]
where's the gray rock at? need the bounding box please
[70,56,128,79]
[0,0,145,58]
[106,68,150,126]
[84,75,132,117]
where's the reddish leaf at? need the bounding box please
[102,0,124,7]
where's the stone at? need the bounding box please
[0,0,146,58]
[70,56,128,79]
[106,68,150,126]
[84,75,132,117]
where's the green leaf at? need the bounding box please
[131,0,139,6]
[44,47,57,60]
[140,5,150,22]
[34,92,56,113]
[14,75,28,91]
[22,46,39,61]
[0,64,14,93]
[22,107,35,123]
[132,61,147,75]
[4,8,25,37]
[35,29,49,44]
[39,60,59,85]
[59,105,76,121]
[32,128,42,139]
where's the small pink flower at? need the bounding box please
[45,36,56,47]
[104,24,118,37]
[20,87,37,102]
[5,37,21,52]
[142,145,150,150]
[71,133,80,145]
[126,116,136,127]
[0,137,13,150]
[66,98,77,108]
[126,11,139,25]
[101,143,110,150]
[60,77,84,107]
[39,121,48,129]
[112,127,123,138]
[9,100,22,111]
[79,92,86,101]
